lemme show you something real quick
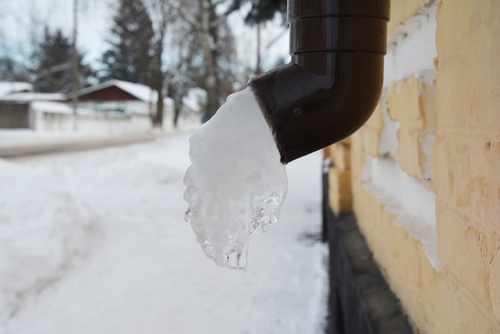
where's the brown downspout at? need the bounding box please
[249,0,390,164]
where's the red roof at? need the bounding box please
[79,85,138,102]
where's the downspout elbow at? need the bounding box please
[249,0,390,164]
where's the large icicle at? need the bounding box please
[183,87,287,271]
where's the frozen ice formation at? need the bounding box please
[183,87,287,271]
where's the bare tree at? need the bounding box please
[144,0,172,127]
[0,1,43,82]
[255,23,262,75]
[172,0,236,121]
[198,0,218,120]
[164,18,199,127]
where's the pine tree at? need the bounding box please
[30,27,93,93]
[0,56,29,82]
[101,0,155,85]
[226,0,287,25]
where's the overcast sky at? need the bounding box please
[0,0,290,73]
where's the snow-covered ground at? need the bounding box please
[0,129,85,142]
[0,130,328,334]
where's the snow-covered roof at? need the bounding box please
[77,80,159,104]
[30,101,73,114]
[164,97,174,107]
[182,88,206,112]
[0,92,67,102]
[0,81,34,97]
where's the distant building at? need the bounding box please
[76,80,205,129]
[0,87,70,129]
[0,92,67,103]
[0,79,200,131]
[76,80,171,116]
[0,81,33,97]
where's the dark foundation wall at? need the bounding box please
[322,171,413,334]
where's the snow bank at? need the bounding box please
[0,159,100,320]
[0,129,82,141]
[1,133,327,334]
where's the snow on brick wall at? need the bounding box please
[360,0,439,268]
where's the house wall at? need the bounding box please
[31,109,152,134]
[0,103,30,128]
[326,0,500,332]
[79,100,155,115]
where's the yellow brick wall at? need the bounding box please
[326,137,353,215]
[362,101,384,157]
[328,0,500,332]
[386,74,437,185]
[434,0,500,330]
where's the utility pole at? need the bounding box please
[72,0,79,131]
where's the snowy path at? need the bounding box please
[0,130,328,334]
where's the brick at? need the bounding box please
[430,277,500,334]
[433,135,500,233]
[338,136,351,147]
[353,184,441,334]
[418,244,440,306]
[350,131,363,185]
[355,179,500,333]
[322,146,330,158]
[388,75,436,134]
[328,167,351,194]
[437,0,500,140]
[387,83,400,121]
[363,101,384,157]
[436,199,492,307]
[328,190,352,215]
[352,182,384,235]
[365,100,384,130]
[420,81,438,135]
[433,4,500,328]
[329,143,350,170]
[419,133,435,183]
[363,128,381,157]
[388,75,438,180]
[392,76,424,130]
[328,167,352,215]
[397,128,422,179]
[490,243,500,323]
